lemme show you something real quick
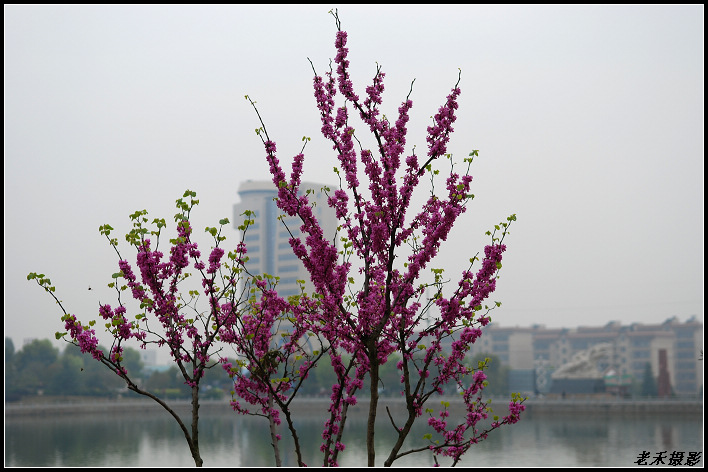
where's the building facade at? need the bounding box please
[233,180,338,299]
[467,316,703,397]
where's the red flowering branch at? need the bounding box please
[28,190,280,467]
[245,8,524,467]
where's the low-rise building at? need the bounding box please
[466,316,703,397]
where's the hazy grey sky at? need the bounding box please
[5,5,704,352]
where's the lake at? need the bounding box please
[4,398,703,467]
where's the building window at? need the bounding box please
[677,361,697,372]
[676,371,695,381]
[570,340,589,350]
[279,288,300,297]
[278,277,299,286]
[676,381,697,392]
[279,230,301,238]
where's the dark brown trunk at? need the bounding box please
[366,349,379,466]
[190,384,203,466]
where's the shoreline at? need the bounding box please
[5,395,702,418]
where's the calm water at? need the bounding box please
[5,403,703,467]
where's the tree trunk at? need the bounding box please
[366,349,380,466]
[282,407,305,466]
[190,384,203,466]
[267,392,282,467]
[127,379,203,466]
[383,414,416,466]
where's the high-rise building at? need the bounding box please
[233,180,338,298]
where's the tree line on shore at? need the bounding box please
[5,337,512,402]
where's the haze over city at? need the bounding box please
[5,5,703,352]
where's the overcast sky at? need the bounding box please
[5,5,704,353]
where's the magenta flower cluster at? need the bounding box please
[250,18,522,465]
[39,14,521,467]
[62,314,102,361]
[57,199,272,394]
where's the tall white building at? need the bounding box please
[233,180,338,298]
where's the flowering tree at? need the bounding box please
[28,191,276,467]
[28,190,336,467]
[246,10,524,466]
[216,224,333,466]
[28,10,525,467]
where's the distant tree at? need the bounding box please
[376,353,407,397]
[12,339,59,396]
[47,346,86,396]
[51,343,145,397]
[14,338,58,366]
[5,337,15,361]
[641,362,657,397]
[143,366,191,398]
[120,345,144,380]
[5,337,20,401]
[469,353,510,396]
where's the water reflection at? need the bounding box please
[5,408,703,467]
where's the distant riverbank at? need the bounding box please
[5,395,702,418]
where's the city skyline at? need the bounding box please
[468,315,703,396]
